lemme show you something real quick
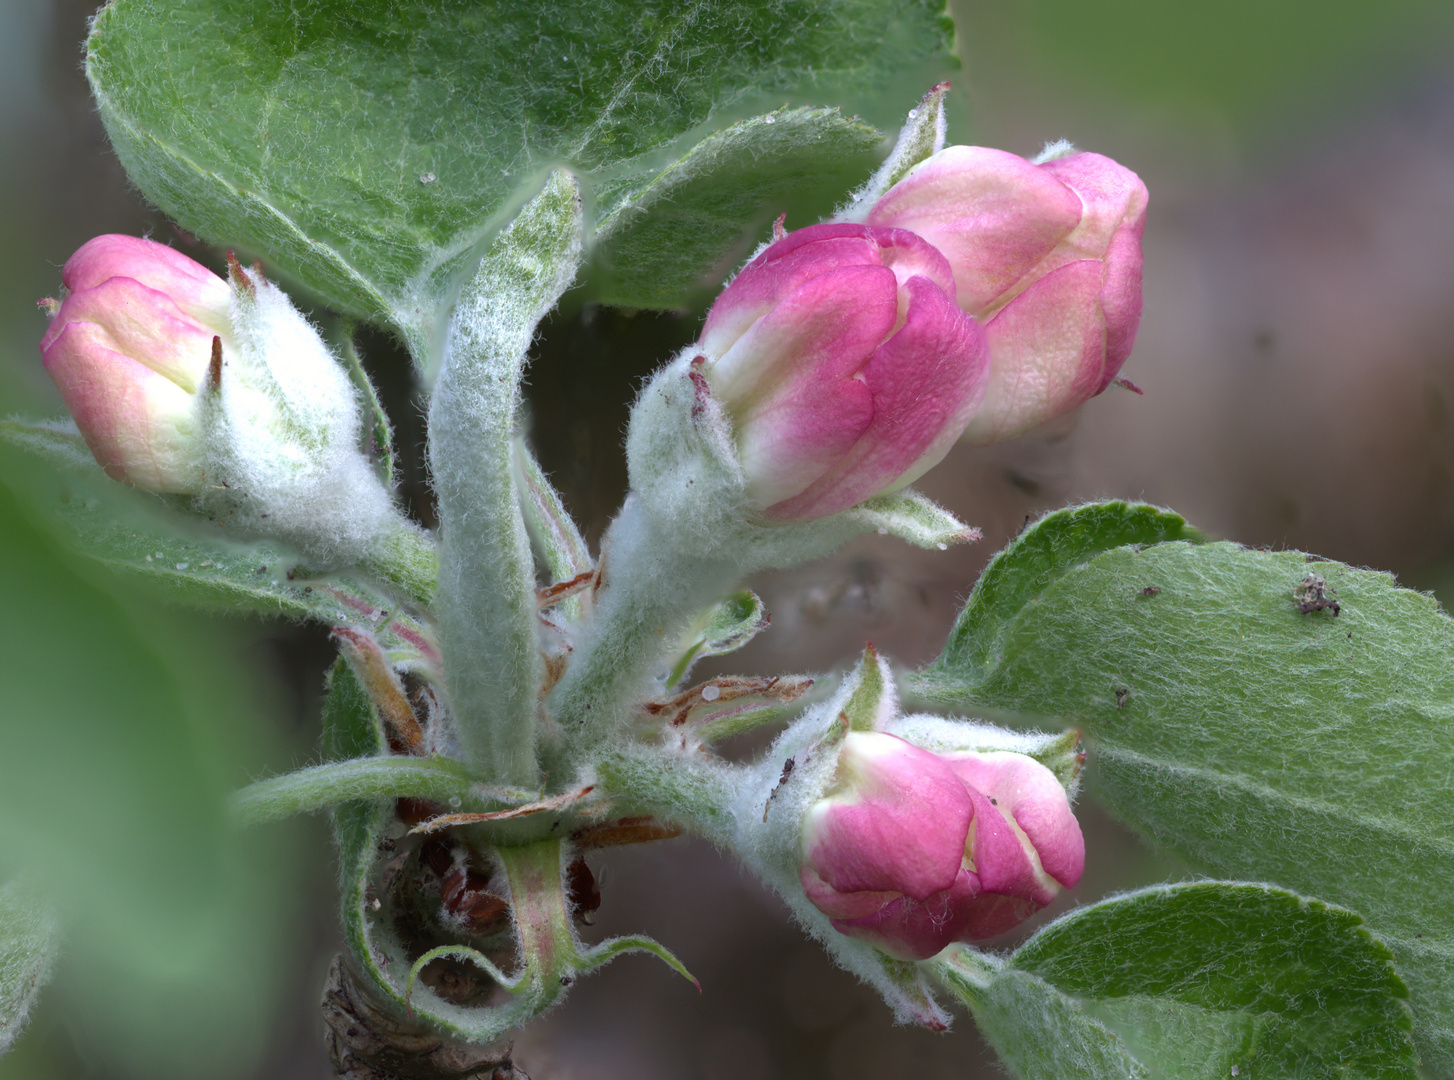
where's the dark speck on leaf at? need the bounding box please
[1295,573,1340,616]
[1115,688,1130,708]
[1139,586,1161,597]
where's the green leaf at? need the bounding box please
[938,883,1416,1080]
[920,523,1454,1074]
[0,880,59,1057]
[940,962,1147,1080]
[86,0,953,342]
[0,455,305,1078]
[0,420,437,661]
[914,500,1201,695]
[591,107,883,308]
[666,589,770,688]
[232,755,504,827]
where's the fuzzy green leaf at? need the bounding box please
[940,883,1416,1080]
[0,420,436,660]
[86,0,953,341]
[918,511,1454,1074]
[0,880,59,1057]
[233,756,501,827]
[591,107,883,308]
[667,590,770,688]
[915,500,1201,692]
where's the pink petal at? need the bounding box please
[41,321,203,493]
[948,752,1085,891]
[869,146,1082,316]
[956,892,1042,941]
[62,235,231,332]
[43,278,216,392]
[1097,224,1145,390]
[962,787,1055,906]
[828,867,983,960]
[799,865,901,922]
[802,733,974,901]
[702,225,883,357]
[764,275,986,519]
[722,264,897,507]
[1038,152,1149,265]
[961,259,1106,445]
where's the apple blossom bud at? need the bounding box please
[799,732,1083,959]
[38,235,231,492]
[697,222,988,520]
[868,147,1147,444]
[38,235,425,575]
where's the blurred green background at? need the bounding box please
[2,1,1453,1078]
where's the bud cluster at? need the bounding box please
[675,141,1147,521]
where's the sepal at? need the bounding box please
[836,82,951,223]
[626,348,980,572]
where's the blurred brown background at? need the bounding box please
[2,0,1453,1076]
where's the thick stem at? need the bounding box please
[426,172,583,786]
[544,498,738,764]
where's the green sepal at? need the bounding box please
[666,589,770,688]
[513,437,593,585]
[336,330,396,487]
[841,643,894,732]
[887,716,1084,794]
[839,488,981,552]
[836,81,951,222]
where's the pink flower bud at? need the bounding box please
[39,235,232,493]
[799,733,1083,959]
[698,223,988,520]
[868,147,1147,444]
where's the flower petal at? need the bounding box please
[828,867,982,960]
[961,259,1106,445]
[44,277,216,393]
[765,275,986,519]
[41,321,204,493]
[869,146,1082,316]
[62,235,231,332]
[802,733,975,900]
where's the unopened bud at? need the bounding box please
[869,147,1147,444]
[696,222,988,520]
[799,732,1083,959]
[39,235,420,571]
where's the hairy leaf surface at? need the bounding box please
[917,503,1454,1074]
[940,883,1416,1080]
[87,0,952,340]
